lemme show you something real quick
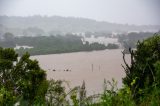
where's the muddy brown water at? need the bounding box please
[31,49,130,95]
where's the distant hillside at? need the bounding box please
[0,16,159,36]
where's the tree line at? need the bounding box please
[0,33,119,56]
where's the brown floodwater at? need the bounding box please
[31,49,130,95]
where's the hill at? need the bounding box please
[0,16,159,36]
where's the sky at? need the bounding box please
[0,0,159,25]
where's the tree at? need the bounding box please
[46,80,69,106]
[0,47,47,105]
[122,34,160,103]
[1,32,16,48]
[0,47,18,90]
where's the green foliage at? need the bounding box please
[0,34,108,55]
[0,87,17,106]
[122,34,160,103]
[0,47,47,105]
[100,79,135,106]
[0,32,16,48]
[70,91,79,106]
[118,32,154,49]
[106,43,119,49]
[46,80,69,106]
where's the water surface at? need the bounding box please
[32,49,130,95]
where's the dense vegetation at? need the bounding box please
[0,48,47,105]
[0,34,160,106]
[118,32,156,49]
[0,33,109,55]
[122,34,160,104]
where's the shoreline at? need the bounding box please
[27,48,121,57]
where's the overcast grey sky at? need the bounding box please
[0,0,159,25]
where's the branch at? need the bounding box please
[122,50,130,70]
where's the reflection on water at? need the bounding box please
[31,49,130,95]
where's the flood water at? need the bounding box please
[31,49,130,95]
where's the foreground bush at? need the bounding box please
[122,34,160,104]
[0,47,47,105]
